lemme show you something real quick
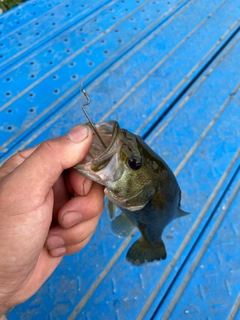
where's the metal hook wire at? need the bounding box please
[80,85,107,149]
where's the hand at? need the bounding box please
[0,125,104,315]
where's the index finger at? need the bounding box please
[68,168,93,197]
[0,146,38,181]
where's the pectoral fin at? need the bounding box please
[110,213,135,237]
[126,238,167,266]
[177,208,190,218]
[107,200,118,220]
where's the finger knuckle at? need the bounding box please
[65,243,84,255]
[42,140,57,155]
[91,199,104,217]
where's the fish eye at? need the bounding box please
[128,155,142,170]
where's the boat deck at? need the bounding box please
[0,1,239,319]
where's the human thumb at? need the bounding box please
[3,124,92,199]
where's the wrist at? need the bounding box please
[0,314,7,320]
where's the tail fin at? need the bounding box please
[126,238,167,266]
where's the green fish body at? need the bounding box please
[75,121,189,266]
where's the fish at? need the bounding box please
[75,121,189,266]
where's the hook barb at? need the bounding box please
[80,84,107,149]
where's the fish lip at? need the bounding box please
[92,121,120,165]
[74,121,121,175]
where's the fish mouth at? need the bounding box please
[75,121,122,185]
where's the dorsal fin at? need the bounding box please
[177,208,190,218]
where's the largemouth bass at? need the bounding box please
[75,121,189,266]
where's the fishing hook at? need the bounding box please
[80,85,107,149]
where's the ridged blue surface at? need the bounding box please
[153,170,240,319]
[1,0,239,319]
